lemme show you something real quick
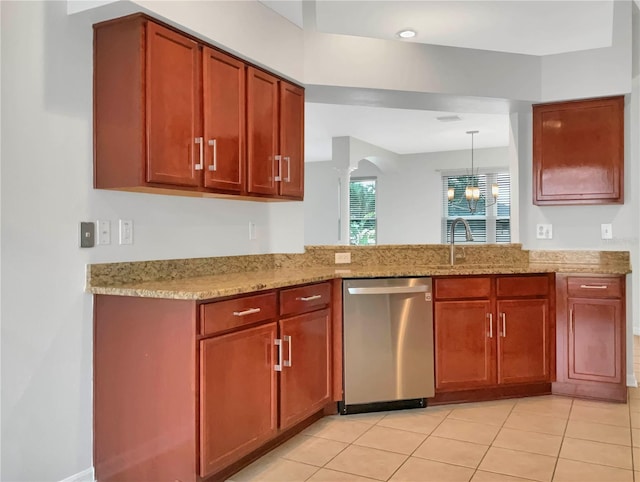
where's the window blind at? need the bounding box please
[349,178,377,245]
[442,172,511,244]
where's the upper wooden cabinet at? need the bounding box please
[246,68,304,199]
[533,96,624,205]
[94,15,304,201]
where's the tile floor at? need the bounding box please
[227,337,640,482]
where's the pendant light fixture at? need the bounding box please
[447,130,499,214]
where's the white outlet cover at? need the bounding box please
[97,220,111,245]
[119,219,133,245]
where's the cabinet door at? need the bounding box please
[199,323,278,478]
[435,300,495,391]
[146,22,201,187]
[533,96,623,205]
[568,298,623,384]
[247,67,279,196]
[497,299,549,385]
[279,81,304,199]
[279,309,331,430]
[202,47,245,192]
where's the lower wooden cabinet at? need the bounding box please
[434,274,553,401]
[554,275,626,402]
[279,309,331,431]
[94,282,332,482]
[199,323,278,477]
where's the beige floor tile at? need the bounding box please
[492,427,562,456]
[633,447,640,468]
[478,447,556,482]
[447,404,511,426]
[274,435,348,467]
[389,457,474,482]
[228,457,318,482]
[302,418,372,443]
[560,437,632,469]
[571,398,630,413]
[636,472,640,482]
[471,471,538,482]
[564,419,631,446]
[413,436,488,468]
[306,468,378,482]
[326,412,388,425]
[552,458,633,482]
[353,425,427,455]
[569,405,630,427]
[631,411,640,428]
[513,396,573,419]
[632,428,640,447]
[377,412,444,434]
[628,387,640,400]
[628,398,640,412]
[503,411,567,436]
[431,418,501,445]
[325,445,407,481]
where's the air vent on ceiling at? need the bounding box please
[436,115,462,122]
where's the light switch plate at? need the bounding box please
[119,219,133,245]
[601,223,613,240]
[97,220,111,245]
[80,222,95,248]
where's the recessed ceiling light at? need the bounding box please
[436,115,463,123]
[396,29,416,39]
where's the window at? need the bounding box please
[349,178,377,245]
[442,172,511,244]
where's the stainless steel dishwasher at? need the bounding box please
[340,277,435,414]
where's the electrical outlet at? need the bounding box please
[601,223,613,240]
[536,224,553,240]
[119,219,133,245]
[249,222,257,240]
[97,220,111,245]
[335,252,351,264]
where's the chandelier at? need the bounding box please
[447,130,499,214]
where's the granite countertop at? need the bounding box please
[87,245,631,300]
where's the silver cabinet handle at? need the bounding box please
[274,339,282,371]
[579,284,608,289]
[208,139,217,171]
[297,295,322,301]
[501,313,506,337]
[487,313,493,338]
[284,156,291,182]
[232,307,261,317]
[569,309,574,334]
[283,335,292,367]
[195,137,203,170]
[274,155,282,181]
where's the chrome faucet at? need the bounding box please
[450,217,474,265]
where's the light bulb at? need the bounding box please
[491,183,499,198]
[465,186,473,200]
[472,187,480,200]
[447,187,454,201]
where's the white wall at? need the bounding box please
[0,2,304,481]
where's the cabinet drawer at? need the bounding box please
[200,292,277,336]
[280,282,331,316]
[496,275,549,298]
[567,277,623,299]
[434,277,491,300]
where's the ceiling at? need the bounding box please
[259,0,614,161]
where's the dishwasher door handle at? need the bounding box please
[347,285,429,295]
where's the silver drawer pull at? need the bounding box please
[208,139,217,171]
[579,284,608,289]
[274,339,282,372]
[297,295,322,302]
[232,307,261,317]
[501,313,507,337]
[487,313,493,338]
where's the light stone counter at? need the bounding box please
[87,245,631,301]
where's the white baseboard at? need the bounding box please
[628,373,638,388]
[59,467,95,482]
